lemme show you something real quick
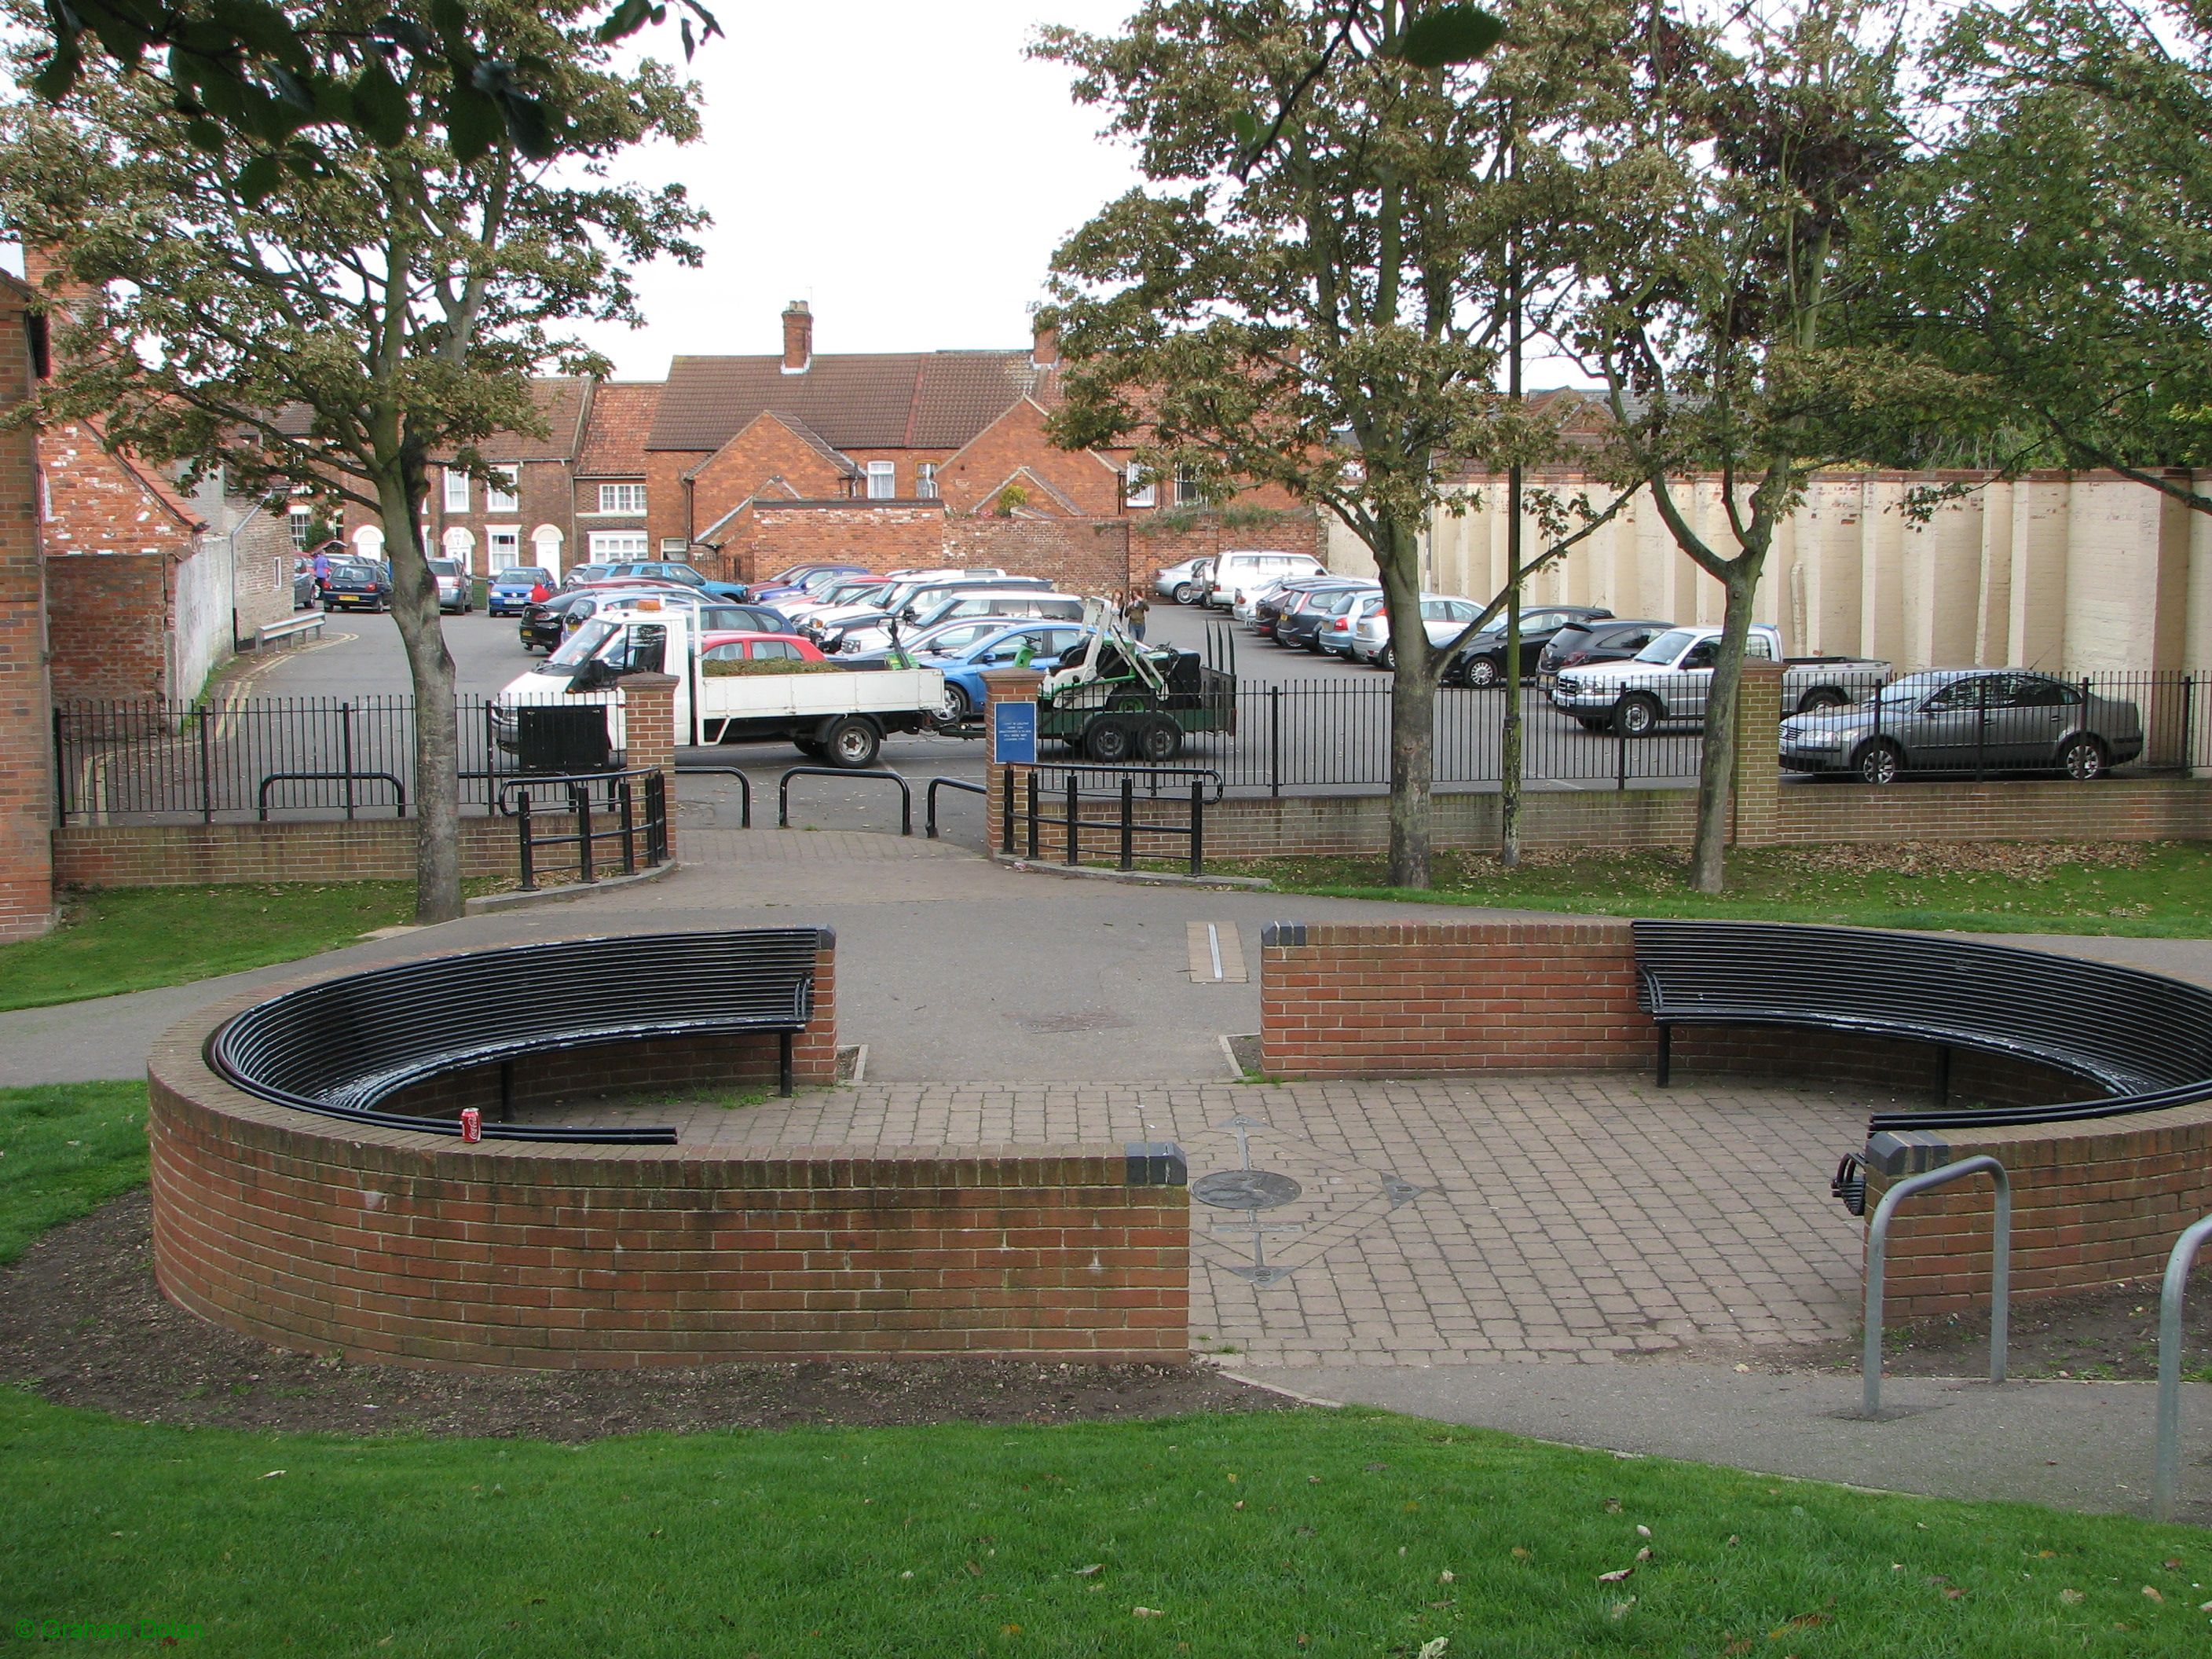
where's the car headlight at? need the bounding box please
[1791,729,1848,750]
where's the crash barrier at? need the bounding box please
[2154,1214,2212,1521]
[778,767,912,837]
[500,767,668,891]
[150,932,1194,1370]
[925,775,987,839]
[674,760,753,827]
[1001,764,1214,874]
[209,928,832,1147]
[1861,1155,2010,1418]
[1258,917,2212,1315]
[255,613,326,649]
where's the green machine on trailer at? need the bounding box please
[1035,603,1237,763]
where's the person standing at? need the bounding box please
[1126,591,1150,641]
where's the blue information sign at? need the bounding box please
[991,699,1038,765]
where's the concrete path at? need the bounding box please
[1240,1361,2212,1524]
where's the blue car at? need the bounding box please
[489,566,553,616]
[925,621,1095,720]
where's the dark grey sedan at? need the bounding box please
[1779,668,2143,784]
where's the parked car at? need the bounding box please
[1204,549,1326,611]
[922,622,1097,720]
[430,557,473,614]
[1444,605,1616,687]
[907,589,1086,631]
[838,616,1022,666]
[1154,557,1210,606]
[745,562,870,603]
[291,556,319,610]
[1256,577,1368,642]
[1551,624,1890,734]
[1346,594,1486,668]
[559,563,613,589]
[1280,583,1379,653]
[1780,668,2142,784]
[318,558,391,612]
[595,560,748,602]
[1536,617,1673,682]
[488,566,554,616]
[697,630,829,665]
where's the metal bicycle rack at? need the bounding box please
[1862,1154,2011,1419]
[2154,1212,2212,1521]
[925,775,987,838]
[778,766,912,837]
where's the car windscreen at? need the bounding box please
[429,559,460,577]
[544,619,618,670]
[1633,628,1696,665]
[502,567,551,584]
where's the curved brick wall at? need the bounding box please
[147,968,1188,1372]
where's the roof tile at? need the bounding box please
[649,351,1057,453]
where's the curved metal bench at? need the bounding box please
[1631,919,2212,1131]
[210,928,829,1146]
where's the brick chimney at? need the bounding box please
[19,244,94,317]
[1031,317,1059,368]
[781,300,812,375]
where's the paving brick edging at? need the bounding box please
[145,948,1191,1372]
[1258,917,2212,1318]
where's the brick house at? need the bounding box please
[570,380,664,566]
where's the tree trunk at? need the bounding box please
[1686,565,1762,894]
[375,470,463,924]
[1379,515,1435,888]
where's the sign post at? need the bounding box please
[991,699,1038,766]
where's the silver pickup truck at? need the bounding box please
[1548,624,1889,735]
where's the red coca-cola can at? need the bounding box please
[459,1108,482,1144]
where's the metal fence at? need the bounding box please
[53,694,530,826]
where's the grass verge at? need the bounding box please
[0,881,491,1013]
[1223,840,2212,936]
[2,1395,2207,1655]
[0,1082,148,1265]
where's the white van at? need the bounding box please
[1205,550,1325,612]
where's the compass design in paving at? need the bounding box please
[1185,1111,1427,1288]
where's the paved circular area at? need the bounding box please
[518,1072,1883,1368]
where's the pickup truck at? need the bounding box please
[493,602,947,768]
[1547,624,1889,736]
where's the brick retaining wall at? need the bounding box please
[145,955,1188,1370]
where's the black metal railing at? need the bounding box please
[504,767,668,891]
[1003,764,1211,874]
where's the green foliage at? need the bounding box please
[0,882,446,1012]
[1,1397,2203,1654]
[0,1082,148,1264]
[698,657,842,677]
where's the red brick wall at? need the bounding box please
[943,515,1135,597]
[708,502,947,586]
[53,817,524,887]
[1865,1104,2212,1319]
[43,551,169,700]
[145,981,1188,1371]
[934,398,1122,517]
[0,284,53,940]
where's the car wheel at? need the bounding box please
[939,683,971,725]
[1137,716,1182,764]
[1464,654,1501,689]
[1796,687,1848,713]
[1085,716,1135,764]
[1375,644,1395,672]
[1614,693,1662,738]
[821,716,881,770]
[2060,734,2108,781]
[1173,582,1198,606]
[1855,739,1903,786]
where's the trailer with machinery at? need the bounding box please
[1031,605,1238,763]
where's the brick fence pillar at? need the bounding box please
[620,672,679,859]
[0,278,53,940]
[1730,657,1783,847]
[981,667,1046,855]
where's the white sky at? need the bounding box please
[576,2,1147,378]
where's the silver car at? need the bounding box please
[1154,557,1210,606]
[1346,593,1485,668]
[430,556,472,614]
[1779,668,2143,784]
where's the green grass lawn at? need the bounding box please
[0,882,451,1012]
[4,1394,2208,1656]
[0,1082,148,1265]
[1224,840,2212,936]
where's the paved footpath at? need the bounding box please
[4,830,2207,1521]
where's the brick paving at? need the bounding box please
[531,1072,1883,1368]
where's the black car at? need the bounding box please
[1445,604,1615,686]
[1279,584,1379,652]
[1536,617,1672,680]
[318,558,391,612]
[520,589,790,653]
[1252,576,1367,640]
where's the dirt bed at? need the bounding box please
[0,1194,1287,1441]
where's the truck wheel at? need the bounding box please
[1796,687,1848,713]
[820,716,881,770]
[1085,716,1135,764]
[1614,694,1661,738]
[794,737,825,759]
[1137,716,1182,764]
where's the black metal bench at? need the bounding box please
[210,928,830,1145]
[1631,919,2212,1130]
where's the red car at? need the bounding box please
[698,631,827,665]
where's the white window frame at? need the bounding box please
[1124,465,1155,508]
[287,505,313,549]
[485,526,522,572]
[441,467,470,513]
[1173,467,1202,507]
[866,460,895,500]
[485,467,519,514]
[916,462,939,500]
[596,482,646,515]
[660,538,690,556]
[588,529,650,559]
